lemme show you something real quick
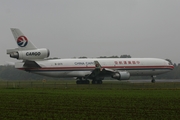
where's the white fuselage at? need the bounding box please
[15,58,174,78]
[7,28,174,82]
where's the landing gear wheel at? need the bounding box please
[76,80,81,84]
[151,79,155,83]
[97,80,102,84]
[76,80,90,84]
[85,80,90,84]
[92,80,102,84]
[151,76,156,83]
[92,80,96,84]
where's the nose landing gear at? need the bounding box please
[151,76,156,83]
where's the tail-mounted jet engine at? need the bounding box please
[111,71,130,80]
[7,48,50,60]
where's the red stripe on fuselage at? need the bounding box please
[18,65,174,71]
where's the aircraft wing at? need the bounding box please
[87,61,117,79]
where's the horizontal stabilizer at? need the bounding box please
[7,48,19,54]
[23,61,41,68]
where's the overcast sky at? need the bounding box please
[1,0,180,65]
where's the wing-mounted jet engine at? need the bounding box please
[111,71,130,80]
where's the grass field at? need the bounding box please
[0,80,180,120]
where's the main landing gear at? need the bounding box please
[76,80,90,84]
[76,77,90,84]
[92,79,102,84]
[151,76,155,83]
[76,77,103,84]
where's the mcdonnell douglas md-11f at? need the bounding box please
[7,28,174,84]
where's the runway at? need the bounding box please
[127,79,180,83]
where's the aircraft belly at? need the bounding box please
[30,69,171,78]
[32,71,91,77]
[128,69,171,76]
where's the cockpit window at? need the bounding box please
[165,59,173,65]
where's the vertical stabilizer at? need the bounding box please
[11,28,37,50]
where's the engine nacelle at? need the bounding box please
[9,48,50,60]
[111,71,130,80]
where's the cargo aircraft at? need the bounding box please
[7,28,174,84]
